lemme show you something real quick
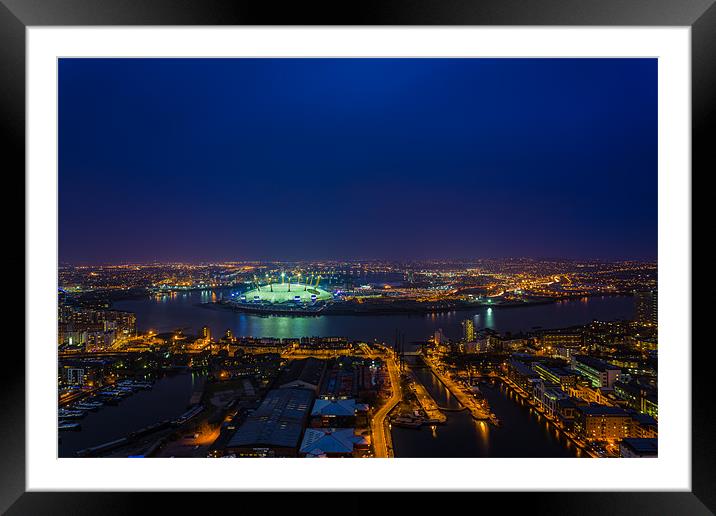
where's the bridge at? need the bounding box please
[438,406,468,412]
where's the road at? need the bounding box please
[371,351,402,458]
[276,346,400,457]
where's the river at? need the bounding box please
[114,289,634,346]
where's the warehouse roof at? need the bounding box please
[299,428,367,456]
[227,388,314,449]
[311,398,357,417]
[277,358,326,389]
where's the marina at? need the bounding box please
[59,373,197,457]
[391,356,580,458]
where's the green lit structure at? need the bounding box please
[240,282,333,304]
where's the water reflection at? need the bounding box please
[114,290,634,345]
[392,359,578,458]
[59,372,195,457]
[484,307,494,328]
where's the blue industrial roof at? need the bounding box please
[227,388,314,449]
[311,398,356,417]
[299,428,366,456]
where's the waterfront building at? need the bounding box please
[58,359,110,389]
[573,405,632,441]
[299,336,352,350]
[555,397,581,430]
[507,359,540,393]
[533,379,568,418]
[533,363,577,391]
[462,318,476,342]
[233,337,289,355]
[571,355,622,388]
[58,307,137,347]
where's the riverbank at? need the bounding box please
[113,293,635,346]
[206,296,562,317]
[391,357,579,458]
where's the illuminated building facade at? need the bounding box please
[542,331,583,350]
[571,355,622,388]
[533,363,577,390]
[574,405,632,441]
[462,318,475,342]
[634,290,658,326]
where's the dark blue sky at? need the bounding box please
[59,58,657,264]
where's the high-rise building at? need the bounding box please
[635,290,658,326]
[200,325,211,341]
[462,318,475,342]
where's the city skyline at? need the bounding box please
[59,58,657,264]
[59,256,657,267]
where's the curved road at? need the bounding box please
[371,352,402,458]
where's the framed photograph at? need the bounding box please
[5,0,710,513]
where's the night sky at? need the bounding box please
[59,58,657,264]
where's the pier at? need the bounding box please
[407,369,447,423]
[421,355,494,422]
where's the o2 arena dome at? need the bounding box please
[237,274,333,306]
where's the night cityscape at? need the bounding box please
[58,58,657,459]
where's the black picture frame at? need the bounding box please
[3,0,710,513]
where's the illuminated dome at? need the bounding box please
[239,283,333,304]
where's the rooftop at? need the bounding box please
[299,428,368,456]
[577,404,629,417]
[573,355,621,372]
[227,388,314,449]
[239,283,333,304]
[311,398,357,417]
[509,359,538,377]
[621,438,658,455]
[277,358,326,389]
